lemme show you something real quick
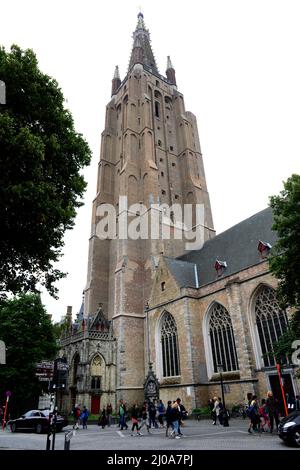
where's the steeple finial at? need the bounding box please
[128,13,158,73]
[113,65,120,80]
[167,56,174,70]
[136,11,145,30]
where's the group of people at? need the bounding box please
[246,391,300,434]
[72,404,89,430]
[115,398,188,438]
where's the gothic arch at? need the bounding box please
[128,175,138,207]
[155,311,180,379]
[248,283,288,368]
[103,164,111,192]
[203,301,239,379]
[71,352,80,386]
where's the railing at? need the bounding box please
[60,330,113,347]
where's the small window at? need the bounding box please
[161,282,166,291]
[166,115,169,119]
[158,140,162,146]
[174,194,179,200]
[155,101,160,118]
[157,126,160,130]
[156,80,159,87]
[172,162,176,167]
[161,171,164,177]
[170,146,174,151]
[162,190,166,195]
[160,158,163,162]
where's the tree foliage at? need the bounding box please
[0,45,91,297]
[269,174,300,364]
[269,174,300,308]
[0,294,58,416]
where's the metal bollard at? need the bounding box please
[64,430,73,450]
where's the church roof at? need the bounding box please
[128,12,158,73]
[164,257,198,289]
[171,207,277,288]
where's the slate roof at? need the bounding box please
[164,257,198,289]
[166,207,277,288]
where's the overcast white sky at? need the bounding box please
[2,0,300,322]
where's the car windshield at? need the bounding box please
[23,410,39,417]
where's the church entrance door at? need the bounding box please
[269,372,295,415]
[91,395,100,414]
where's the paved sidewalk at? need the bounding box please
[0,419,295,450]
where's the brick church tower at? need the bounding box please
[83,13,215,403]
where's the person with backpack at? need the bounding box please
[247,395,260,433]
[80,406,89,429]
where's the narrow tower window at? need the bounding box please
[155,101,160,118]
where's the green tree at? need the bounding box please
[0,294,58,416]
[0,45,91,297]
[269,174,300,364]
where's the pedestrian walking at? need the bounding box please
[72,404,81,430]
[258,398,269,432]
[119,400,128,430]
[106,403,113,426]
[139,401,150,434]
[170,401,181,439]
[130,403,142,436]
[165,400,173,437]
[157,399,165,428]
[266,391,279,433]
[247,396,260,433]
[98,407,108,429]
[148,400,158,429]
[212,397,220,425]
[176,398,186,435]
[80,406,89,429]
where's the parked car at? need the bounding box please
[278,410,300,447]
[8,409,68,434]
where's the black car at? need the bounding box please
[8,409,68,434]
[278,410,300,447]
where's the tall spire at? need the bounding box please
[128,12,158,73]
[166,55,177,86]
[111,65,121,96]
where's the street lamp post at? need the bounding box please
[217,364,229,427]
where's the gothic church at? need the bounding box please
[60,13,299,415]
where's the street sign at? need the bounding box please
[36,361,54,382]
[0,340,6,364]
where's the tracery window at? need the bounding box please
[209,303,239,373]
[161,312,180,377]
[255,286,288,367]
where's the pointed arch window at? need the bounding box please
[209,303,239,373]
[255,286,288,367]
[160,312,180,377]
